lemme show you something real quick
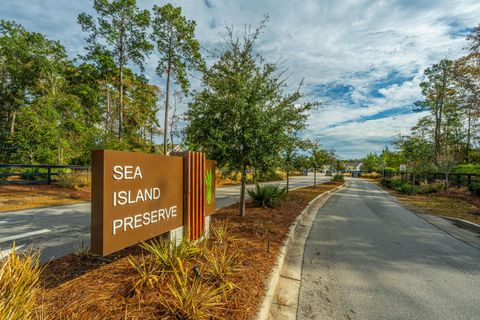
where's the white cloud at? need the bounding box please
[1,0,479,158]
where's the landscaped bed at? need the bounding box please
[14,183,341,320]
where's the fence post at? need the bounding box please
[468,175,472,186]
[47,167,52,185]
[456,174,461,188]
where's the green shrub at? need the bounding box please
[382,178,418,194]
[0,168,12,181]
[381,178,393,188]
[398,183,417,194]
[247,183,287,208]
[20,168,43,181]
[332,174,345,182]
[468,182,480,196]
[390,179,406,189]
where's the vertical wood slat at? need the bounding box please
[176,151,206,240]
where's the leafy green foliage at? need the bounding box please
[185,20,312,216]
[332,174,344,182]
[468,182,480,196]
[247,183,287,208]
[399,183,418,195]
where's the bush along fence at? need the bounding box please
[0,164,89,185]
[383,170,480,189]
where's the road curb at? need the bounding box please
[254,182,347,320]
[441,216,480,230]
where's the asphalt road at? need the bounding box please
[298,179,480,320]
[0,174,328,262]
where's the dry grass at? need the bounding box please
[0,185,90,212]
[375,180,480,224]
[397,192,480,224]
[0,244,42,320]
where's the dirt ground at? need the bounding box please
[0,184,90,212]
[36,183,342,320]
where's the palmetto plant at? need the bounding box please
[205,169,213,205]
[159,258,226,320]
[247,183,287,208]
[140,236,200,272]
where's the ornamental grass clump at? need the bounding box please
[210,220,237,245]
[140,236,200,271]
[0,244,42,320]
[247,183,287,208]
[159,259,226,320]
[204,247,242,292]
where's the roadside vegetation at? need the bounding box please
[356,25,480,224]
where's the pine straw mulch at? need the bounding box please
[0,184,90,212]
[36,183,341,320]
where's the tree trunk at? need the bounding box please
[286,170,290,193]
[313,167,317,188]
[164,55,172,155]
[240,163,247,217]
[118,30,125,141]
[9,110,16,137]
[105,81,110,134]
[445,173,449,193]
[466,112,472,162]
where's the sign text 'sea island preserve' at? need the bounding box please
[91,150,215,256]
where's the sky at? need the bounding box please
[2,0,480,158]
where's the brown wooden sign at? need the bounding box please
[91,150,184,256]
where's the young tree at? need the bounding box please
[185,22,312,216]
[78,0,152,140]
[280,134,301,192]
[151,4,204,155]
[362,153,382,172]
[395,135,433,185]
[306,138,329,187]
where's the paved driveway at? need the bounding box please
[298,179,480,320]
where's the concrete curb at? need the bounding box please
[442,216,480,230]
[254,183,347,320]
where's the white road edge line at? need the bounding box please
[0,229,51,242]
[0,244,25,259]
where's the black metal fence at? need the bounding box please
[0,164,89,185]
[383,171,480,188]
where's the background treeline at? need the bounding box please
[0,1,206,165]
[362,24,480,175]
[0,18,161,165]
